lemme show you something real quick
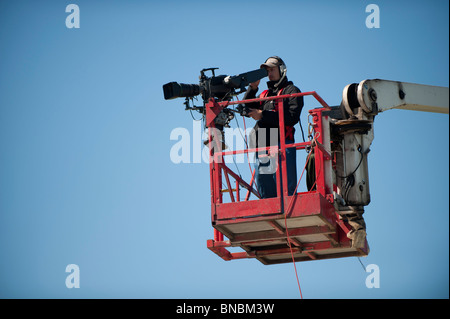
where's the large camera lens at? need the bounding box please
[163,82,201,100]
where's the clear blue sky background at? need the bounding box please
[0,0,448,299]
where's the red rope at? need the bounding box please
[283,133,319,299]
[284,213,303,299]
[284,152,312,299]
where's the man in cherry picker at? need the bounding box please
[244,56,304,199]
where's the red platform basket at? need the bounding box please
[205,92,369,265]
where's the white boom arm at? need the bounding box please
[343,79,449,117]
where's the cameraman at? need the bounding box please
[244,56,304,199]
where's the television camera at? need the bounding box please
[162,67,267,129]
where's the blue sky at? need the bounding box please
[0,0,448,298]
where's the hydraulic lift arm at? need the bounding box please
[328,79,448,248]
[342,79,449,119]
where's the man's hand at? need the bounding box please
[248,109,263,121]
[249,80,260,90]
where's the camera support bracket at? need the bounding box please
[205,98,224,128]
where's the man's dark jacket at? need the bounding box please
[244,77,304,148]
